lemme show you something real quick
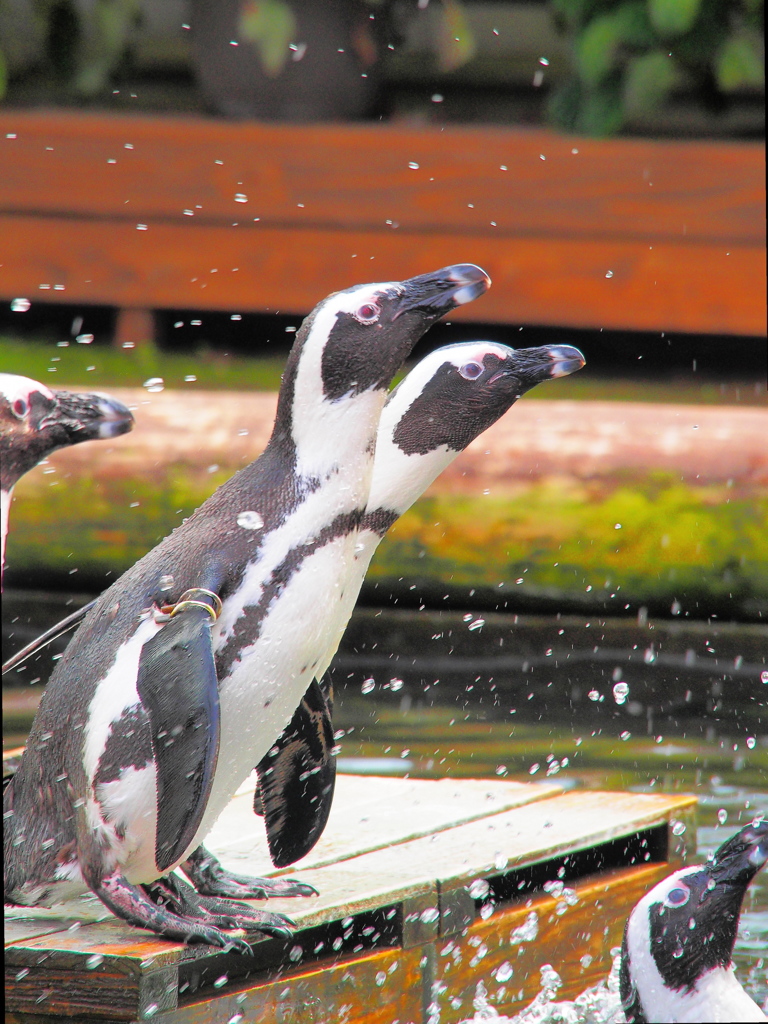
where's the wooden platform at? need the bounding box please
[5,774,697,1023]
[0,111,764,337]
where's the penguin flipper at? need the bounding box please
[136,602,220,872]
[256,678,336,868]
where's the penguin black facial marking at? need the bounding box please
[390,343,584,457]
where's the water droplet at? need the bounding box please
[468,618,485,631]
[528,762,540,775]
[85,954,104,969]
[389,677,404,691]
[375,970,387,986]
[614,522,622,529]
[234,193,248,203]
[142,377,164,392]
[76,333,94,344]
[718,808,728,825]
[227,1015,244,1024]
[408,161,420,169]
[361,678,375,694]
[11,297,30,312]
[289,944,303,962]
[136,223,148,230]
[142,1005,159,1019]
[213,974,228,988]
[420,907,439,924]
[588,689,600,702]
[494,852,508,870]
[468,878,490,899]
[605,270,614,278]
[236,510,264,530]
[431,93,443,103]
[495,764,508,776]
[613,682,630,705]
[495,961,513,983]
[184,374,197,382]
[671,599,681,615]
[747,736,756,749]
[761,670,768,684]
[158,574,174,592]
[620,730,631,741]
[672,820,686,835]
[15,968,30,980]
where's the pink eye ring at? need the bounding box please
[354,301,380,325]
[459,361,484,380]
[664,884,690,908]
[12,398,28,417]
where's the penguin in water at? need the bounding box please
[0,373,134,583]
[4,264,490,950]
[620,819,768,1023]
[254,340,586,868]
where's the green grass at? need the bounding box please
[0,337,287,391]
[2,335,766,404]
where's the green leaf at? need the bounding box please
[612,2,655,48]
[648,0,702,38]
[437,0,477,74]
[623,50,680,114]
[715,30,765,91]
[577,80,625,135]
[238,0,297,78]
[576,13,622,86]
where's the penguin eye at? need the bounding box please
[354,301,381,325]
[459,361,484,381]
[12,398,28,418]
[664,884,690,908]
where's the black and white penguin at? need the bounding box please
[4,264,490,950]
[620,819,768,1023]
[0,373,134,582]
[252,340,586,867]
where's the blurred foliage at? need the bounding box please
[0,0,474,100]
[548,0,764,135]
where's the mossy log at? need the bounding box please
[6,389,767,619]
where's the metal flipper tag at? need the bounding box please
[137,601,220,872]
[256,678,336,868]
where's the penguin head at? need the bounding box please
[621,819,767,1012]
[0,374,134,491]
[366,341,584,514]
[274,265,490,473]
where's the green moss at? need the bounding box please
[368,478,768,616]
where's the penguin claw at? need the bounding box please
[91,869,261,951]
[182,844,317,900]
[143,873,298,940]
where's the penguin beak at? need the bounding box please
[392,264,491,320]
[41,391,135,441]
[546,344,586,378]
[708,820,768,889]
[487,344,585,389]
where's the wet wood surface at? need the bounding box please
[0,111,764,335]
[5,775,697,1022]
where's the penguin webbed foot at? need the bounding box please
[182,844,318,899]
[144,871,296,940]
[92,868,253,953]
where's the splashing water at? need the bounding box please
[460,952,625,1024]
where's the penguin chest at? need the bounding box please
[193,532,361,846]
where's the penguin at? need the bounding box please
[620,819,768,1023]
[254,340,586,868]
[3,264,490,951]
[0,373,134,583]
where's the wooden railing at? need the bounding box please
[0,110,765,340]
